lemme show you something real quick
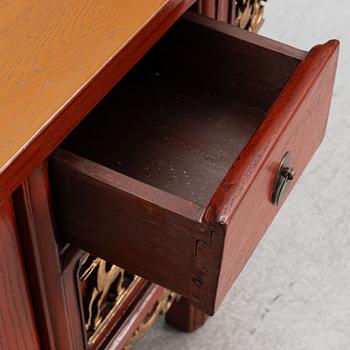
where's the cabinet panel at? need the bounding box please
[0,199,40,350]
[14,163,79,350]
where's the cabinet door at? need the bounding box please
[0,199,40,350]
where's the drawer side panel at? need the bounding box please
[49,153,225,314]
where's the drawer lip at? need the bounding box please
[204,39,340,226]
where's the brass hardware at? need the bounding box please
[272,151,296,205]
[78,254,141,347]
[123,290,179,350]
[236,0,266,32]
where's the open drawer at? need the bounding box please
[49,13,338,315]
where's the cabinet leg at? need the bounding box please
[165,297,208,332]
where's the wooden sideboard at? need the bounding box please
[0,1,339,349]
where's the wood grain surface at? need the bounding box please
[0,199,40,349]
[0,0,195,203]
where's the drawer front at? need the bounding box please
[50,15,338,315]
[207,41,339,309]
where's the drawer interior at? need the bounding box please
[61,13,306,209]
[62,67,265,207]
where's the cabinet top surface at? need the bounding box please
[0,0,170,189]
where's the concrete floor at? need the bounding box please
[136,1,350,349]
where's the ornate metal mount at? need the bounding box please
[123,290,179,350]
[78,254,178,349]
[78,254,141,347]
[236,0,266,32]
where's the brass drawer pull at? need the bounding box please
[272,152,296,205]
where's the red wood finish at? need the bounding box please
[166,297,208,332]
[206,39,339,309]
[0,199,40,350]
[14,163,76,350]
[0,0,196,204]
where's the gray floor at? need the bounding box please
[136,1,350,349]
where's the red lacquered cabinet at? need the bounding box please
[0,1,339,349]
